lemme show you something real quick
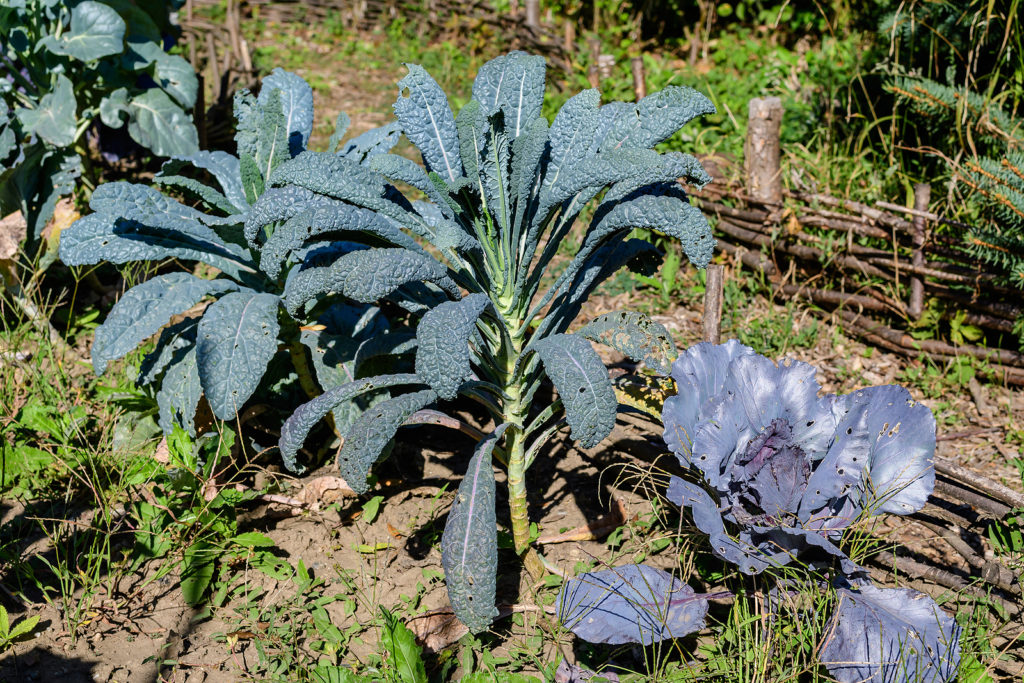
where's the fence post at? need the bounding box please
[909,183,930,319]
[525,0,540,28]
[703,264,724,344]
[630,56,646,100]
[744,97,783,205]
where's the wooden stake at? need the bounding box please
[909,183,930,319]
[744,97,784,205]
[703,264,723,344]
[630,56,646,100]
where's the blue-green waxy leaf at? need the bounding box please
[196,292,281,421]
[154,171,236,216]
[821,580,960,683]
[40,1,125,61]
[258,68,314,156]
[278,373,424,473]
[157,344,202,435]
[596,85,716,152]
[92,272,237,375]
[510,116,548,235]
[234,89,260,160]
[283,247,458,315]
[260,201,423,280]
[577,311,676,375]
[337,389,438,493]
[441,424,507,633]
[126,89,200,157]
[99,88,129,128]
[415,293,490,400]
[16,75,76,147]
[472,51,546,138]
[533,334,616,449]
[394,64,462,182]
[369,153,454,219]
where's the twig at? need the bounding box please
[934,457,1024,510]
[702,264,723,344]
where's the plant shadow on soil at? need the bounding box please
[1,394,659,681]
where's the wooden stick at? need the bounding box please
[703,264,723,344]
[908,183,929,319]
[744,97,784,205]
[630,55,646,100]
[934,457,1024,510]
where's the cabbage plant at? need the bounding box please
[264,51,716,631]
[59,70,398,434]
[1,0,199,245]
[558,341,961,682]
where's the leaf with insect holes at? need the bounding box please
[441,424,507,632]
[394,64,462,182]
[196,291,281,421]
[578,311,676,375]
[90,272,237,374]
[821,579,960,683]
[259,68,314,157]
[278,374,425,473]
[533,334,616,449]
[415,294,491,400]
[558,564,709,645]
[337,389,438,494]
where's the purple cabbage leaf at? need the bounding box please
[662,341,936,573]
[820,579,961,683]
[557,565,713,645]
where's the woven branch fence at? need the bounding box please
[698,96,1024,385]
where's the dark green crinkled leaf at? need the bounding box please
[167,151,247,211]
[59,212,254,280]
[138,318,199,386]
[196,292,281,421]
[255,89,289,182]
[596,86,716,153]
[16,75,76,147]
[337,122,402,162]
[259,201,423,280]
[544,89,601,193]
[533,334,616,449]
[337,389,438,493]
[39,1,125,61]
[393,64,462,182]
[234,89,260,160]
[240,153,264,205]
[354,332,417,374]
[91,272,237,375]
[154,171,237,216]
[270,151,387,208]
[156,344,202,435]
[244,185,325,246]
[327,112,350,152]
[415,293,490,400]
[441,424,507,632]
[578,311,676,375]
[278,373,424,473]
[283,247,458,315]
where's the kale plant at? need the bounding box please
[1,0,198,246]
[263,51,716,631]
[559,341,961,682]
[59,69,400,434]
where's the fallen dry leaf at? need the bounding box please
[40,197,79,253]
[386,522,403,538]
[153,436,170,465]
[538,498,631,544]
[0,211,26,260]
[297,475,357,507]
[407,608,469,654]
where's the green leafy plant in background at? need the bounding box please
[0,0,198,252]
[266,51,715,631]
[0,604,39,652]
[59,69,400,435]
